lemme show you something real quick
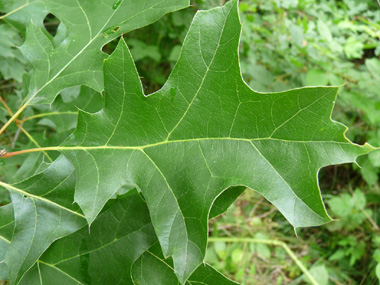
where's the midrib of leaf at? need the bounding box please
[4,135,352,225]
[48,135,362,228]
[5,138,356,157]
[0,1,165,135]
[0,181,85,219]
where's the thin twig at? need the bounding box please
[16,124,53,162]
[0,96,14,116]
[249,196,263,217]
[1,96,21,148]
[256,207,277,219]
[350,187,380,231]
[0,83,16,90]
[0,96,53,162]
[360,207,380,231]
[0,103,28,135]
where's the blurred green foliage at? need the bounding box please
[0,0,379,283]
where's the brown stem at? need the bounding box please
[0,147,54,159]
[0,96,14,116]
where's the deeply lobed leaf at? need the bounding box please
[1,0,189,108]
[0,0,376,283]
[55,0,373,282]
[1,188,234,284]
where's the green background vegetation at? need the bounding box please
[1,0,379,284]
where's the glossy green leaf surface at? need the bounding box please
[7,191,230,284]
[2,0,189,105]
[55,0,373,282]
[30,86,104,134]
[132,251,238,285]
[0,24,26,82]
[0,156,86,283]
[0,204,14,282]
[18,192,157,284]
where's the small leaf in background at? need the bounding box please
[360,159,379,186]
[353,188,366,209]
[344,36,364,59]
[236,267,245,280]
[328,194,353,217]
[128,39,162,62]
[349,241,365,266]
[317,20,333,42]
[168,45,182,62]
[309,264,329,285]
[376,263,380,280]
[328,74,344,86]
[0,24,27,82]
[277,0,298,9]
[60,86,81,103]
[289,22,304,47]
[250,264,256,276]
[231,248,244,264]
[368,150,380,168]
[214,242,227,259]
[254,233,271,259]
[366,58,380,80]
[245,64,274,91]
[374,249,380,263]
[305,69,329,86]
[329,249,346,261]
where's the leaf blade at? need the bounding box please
[49,0,374,282]
[1,156,86,283]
